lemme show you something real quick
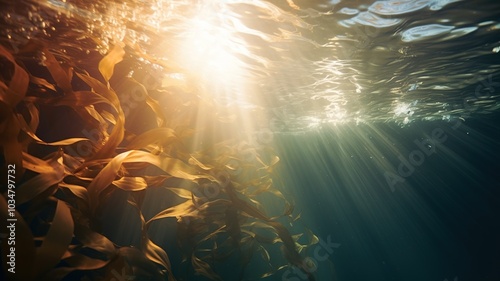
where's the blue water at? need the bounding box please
[275,116,500,281]
[2,0,500,280]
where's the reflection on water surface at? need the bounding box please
[2,0,499,131]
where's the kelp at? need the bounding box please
[0,35,318,281]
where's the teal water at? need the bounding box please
[2,0,500,280]
[275,116,500,281]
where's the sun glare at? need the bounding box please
[175,3,251,105]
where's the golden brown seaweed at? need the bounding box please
[1,37,318,281]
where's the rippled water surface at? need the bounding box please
[2,1,500,281]
[2,0,500,131]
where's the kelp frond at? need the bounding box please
[1,37,317,281]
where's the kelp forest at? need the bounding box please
[0,1,319,281]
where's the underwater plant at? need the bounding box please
[0,24,318,281]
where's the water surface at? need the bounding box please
[1,0,499,280]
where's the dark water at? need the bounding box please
[2,0,500,280]
[276,116,500,281]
